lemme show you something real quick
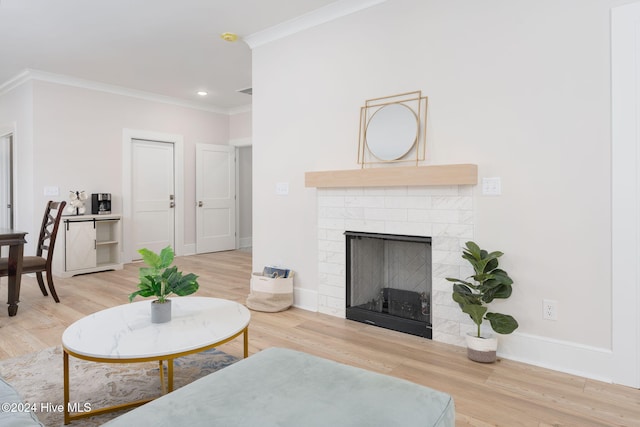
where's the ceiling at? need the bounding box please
[0,0,342,112]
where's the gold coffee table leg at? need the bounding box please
[168,358,174,392]
[64,350,70,425]
[244,327,249,358]
[159,360,166,394]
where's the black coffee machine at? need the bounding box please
[91,193,112,215]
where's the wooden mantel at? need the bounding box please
[305,164,477,188]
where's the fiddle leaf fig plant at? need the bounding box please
[128,246,199,303]
[446,241,518,338]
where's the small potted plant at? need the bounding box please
[446,241,518,363]
[128,246,199,323]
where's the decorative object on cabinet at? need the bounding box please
[446,241,518,363]
[128,246,199,323]
[358,91,428,167]
[53,214,123,277]
[91,193,112,215]
[67,191,88,215]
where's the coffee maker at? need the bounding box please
[91,193,111,215]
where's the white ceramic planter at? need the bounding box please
[465,333,498,363]
[151,299,172,323]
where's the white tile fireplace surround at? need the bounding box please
[315,185,475,346]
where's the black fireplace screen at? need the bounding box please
[345,231,432,338]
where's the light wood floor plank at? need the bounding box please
[0,250,638,426]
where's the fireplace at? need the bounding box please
[346,231,432,338]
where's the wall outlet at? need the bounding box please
[275,182,289,195]
[482,177,502,195]
[543,299,558,321]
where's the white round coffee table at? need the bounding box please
[61,297,250,424]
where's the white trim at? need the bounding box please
[293,287,319,312]
[235,146,241,250]
[0,123,16,139]
[611,2,640,388]
[228,105,252,115]
[0,70,30,95]
[1,69,231,114]
[239,237,252,248]
[183,243,196,256]
[229,137,253,147]
[122,129,185,262]
[499,332,613,384]
[243,0,386,49]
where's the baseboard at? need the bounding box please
[498,332,613,383]
[293,287,318,312]
[182,243,196,256]
[239,237,252,248]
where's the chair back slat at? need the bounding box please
[36,201,67,261]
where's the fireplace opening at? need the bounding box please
[345,231,432,339]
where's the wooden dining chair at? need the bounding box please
[0,200,67,302]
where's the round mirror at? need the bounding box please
[365,103,418,161]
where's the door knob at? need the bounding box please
[198,201,203,207]
[170,201,175,208]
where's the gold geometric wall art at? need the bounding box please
[358,91,428,167]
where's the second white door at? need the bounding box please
[196,144,236,253]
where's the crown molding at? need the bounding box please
[228,104,252,115]
[0,69,234,115]
[243,0,386,49]
[0,69,31,94]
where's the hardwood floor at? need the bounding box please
[1,250,638,426]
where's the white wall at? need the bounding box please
[252,0,626,378]
[3,79,231,254]
[0,83,35,252]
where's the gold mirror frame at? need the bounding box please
[358,91,428,167]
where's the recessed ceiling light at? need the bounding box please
[220,32,238,42]
[197,91,208,96]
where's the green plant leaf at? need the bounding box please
[172,272,199,296]
[461,304,487,327]
[138,248,163,269]
[464,241,482,259]
[158,246,175,268]
[486,313,519,334]
[453,289,482,308]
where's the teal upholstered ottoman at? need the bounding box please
[0,377,44,427]
[105,347,455,426]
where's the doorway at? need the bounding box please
[195,144,236,253]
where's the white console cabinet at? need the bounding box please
[54,214,123,277]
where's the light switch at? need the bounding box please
[44,186,59,196]
[276,182,289,195]
[482,177,501,196]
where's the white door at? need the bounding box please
[0,134,13,229]
[132,139,175,256]
[195,144,236,253]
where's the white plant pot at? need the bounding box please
[151,299,172,324]
[465,333,498,363]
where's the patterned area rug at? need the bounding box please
[0,346,239,426]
